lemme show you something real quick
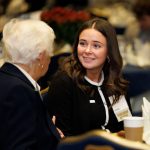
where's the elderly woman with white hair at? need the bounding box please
[0,19,62,150]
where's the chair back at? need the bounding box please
[56,130,150,150]
[85,144,114,150]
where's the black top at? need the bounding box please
[45,72,132,136]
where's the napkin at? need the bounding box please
[142,97,150,144]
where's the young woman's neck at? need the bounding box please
[86,69,102,83]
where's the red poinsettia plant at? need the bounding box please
[41,7,91,44]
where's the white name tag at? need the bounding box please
[89,100,95,103]
[109,95,132,122]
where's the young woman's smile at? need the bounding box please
[78,28,108,72]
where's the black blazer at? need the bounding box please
[45,72,132,136]
[0,63,60,150]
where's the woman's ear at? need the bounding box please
[38,50,46,63]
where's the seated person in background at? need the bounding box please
[45,17,132,136]
[124,0,150,67]
[125,0,150,43]
[0,19,62,150]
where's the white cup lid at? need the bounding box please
[123,116,144,127]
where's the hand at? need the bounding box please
[117,130,125,138]
[52,116,65,138]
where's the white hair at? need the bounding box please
[2,18,55,64]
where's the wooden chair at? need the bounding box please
[85,144,114,150]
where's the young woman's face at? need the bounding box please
[77,28,108,72]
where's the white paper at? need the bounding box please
[142,97,150,145]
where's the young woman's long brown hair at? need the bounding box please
[61,18,129,103]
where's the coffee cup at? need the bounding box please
[123,116,144,142]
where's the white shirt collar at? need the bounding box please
[13,64,41,91]
[84,71,104,87]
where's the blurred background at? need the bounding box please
[0,0,150,116]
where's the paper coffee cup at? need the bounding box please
[123,116,144,142]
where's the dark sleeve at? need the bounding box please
[2,86,36,150]
[45,73,74,136]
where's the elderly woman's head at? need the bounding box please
[2,18,55,80]
[2,18,55,64]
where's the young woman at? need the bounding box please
[45,18,132,136]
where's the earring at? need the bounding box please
[107,56,110,63]
[38,63,43,68]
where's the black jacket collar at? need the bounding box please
[0,62,34,89]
